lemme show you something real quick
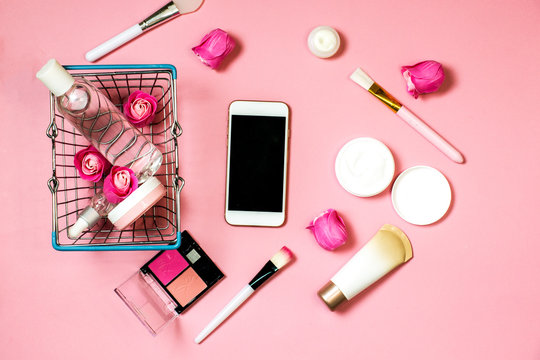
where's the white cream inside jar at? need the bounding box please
[335,137,395,197]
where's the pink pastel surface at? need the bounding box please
[1,0,540,359]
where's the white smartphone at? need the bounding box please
[225,100,289,227]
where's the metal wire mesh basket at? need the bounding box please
[46,64,184,251]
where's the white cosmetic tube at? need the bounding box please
[318,224,412,310]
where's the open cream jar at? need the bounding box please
[335,137,395,197]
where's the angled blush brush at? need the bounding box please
[85,0,204,62]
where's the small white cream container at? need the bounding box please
[308,26,341,58]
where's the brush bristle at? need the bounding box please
[350,68,375,90]
[173,0,204,14]
[270,246,294,269]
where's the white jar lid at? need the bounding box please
[108,176,166,230]
[335,137,395,197]
[391,166,452,225]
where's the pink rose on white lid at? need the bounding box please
[103,166,138,204]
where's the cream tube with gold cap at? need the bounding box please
[318,224,412,310]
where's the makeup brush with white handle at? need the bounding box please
[195,246,294,344]
[85,0,204,62]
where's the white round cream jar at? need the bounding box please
[308,26,341,58]
[335,137,395,197]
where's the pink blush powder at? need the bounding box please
[166,267,207,307]
[148,250,189,285]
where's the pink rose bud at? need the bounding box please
[307,209,348,251]
[123,90,158,128]
[192,28,236,69]
[401,60,445,99]
[103,166,138,204]
[74,145,111,182]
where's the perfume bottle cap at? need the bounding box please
[36,59,75,97]
[108,176,166,230]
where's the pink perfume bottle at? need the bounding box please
[37,59,165,238]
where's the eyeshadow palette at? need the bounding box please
[115,231,224,335]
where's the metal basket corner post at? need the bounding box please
[47,64,184,251]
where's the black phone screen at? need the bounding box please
[227,115,287,212]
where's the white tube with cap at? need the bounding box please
[318,224,413,310]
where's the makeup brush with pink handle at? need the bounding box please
[350,68,464,164]
[85,0,204,62]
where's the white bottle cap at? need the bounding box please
[108,176,166,230]
[36,59,75,96]
[68,206,101,239]
[335,137,395,197]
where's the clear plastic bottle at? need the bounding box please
[37,59,164,238]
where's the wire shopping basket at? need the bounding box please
[46,64,184,251]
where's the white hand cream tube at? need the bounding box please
[318,224,412,310]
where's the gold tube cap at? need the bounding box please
[318,281,346,311]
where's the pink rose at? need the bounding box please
[123,90,157,128]
[192,28,236,69]
[307,209,348,251]
[401,60,445,99]
[74,145,111,182]
[103,166,138,204]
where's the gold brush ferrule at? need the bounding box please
[368,83,402,113]
[139,1,180,31]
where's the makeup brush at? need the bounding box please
[85,0,204,62]
[350,68,464,164]
[194,246,294,344]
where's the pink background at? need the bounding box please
[1,0,540,358]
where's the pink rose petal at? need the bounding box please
[401,60,445,99]
[130,99,152,120]
[103,166,138,204]
[74,145,111,182]
[123,90,157,128]
[192,28,236,70]
[307,209,348,251]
